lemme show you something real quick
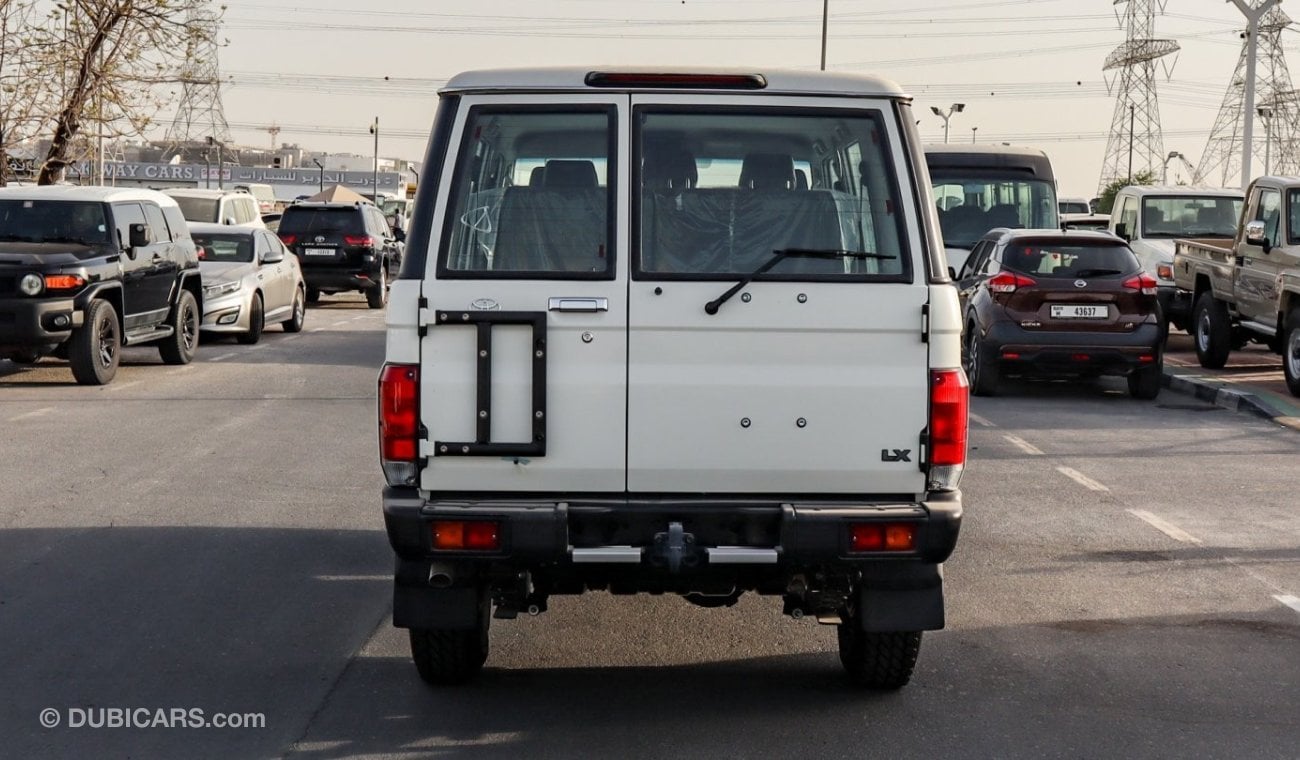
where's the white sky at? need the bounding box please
[212,0,1289,197]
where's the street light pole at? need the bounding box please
[369,117,379,204]
[1230,0,1281,190]
[1127,104,1135,184]
[930,103,965,144]
[971,126,978,144]
[819,0,829,71]
[1257,106,1273,175]
[312,158,325,194]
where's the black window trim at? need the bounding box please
[630,103,913,284]
[435,102,619,282]
[1288,188,1299,245]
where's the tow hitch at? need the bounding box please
[649,521,703,573]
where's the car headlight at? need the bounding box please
[203,281,242,298]
[19,273,43,296]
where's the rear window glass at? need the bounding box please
[1003,242,1138,277]
[636,107,909,280]
[279,207,365,235]
[172,196,220,223]
[193,233,253,263]
[1141,196,1241,238]
[440,107,615,279]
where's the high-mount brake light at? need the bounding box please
[379,364,419,485]
[584,71,767,90]
[1122,272,1158,295]
[928,369,969,492]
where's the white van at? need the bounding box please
[378,68,968,689]
[162,188,266,229]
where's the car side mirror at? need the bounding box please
[128,222,151,249]
[1114,222,1129,241]
[261,247,284,265]
[1244,220,1270,251]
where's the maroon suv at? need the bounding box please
[955,229,1162,399]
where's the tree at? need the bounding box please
[1095,170,1157,215]
[25,0,224,185]
[0,0,53,186]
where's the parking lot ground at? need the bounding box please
[1162,331,1300,429]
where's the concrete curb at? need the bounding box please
[1161,371,1297,427]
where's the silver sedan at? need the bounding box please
[192,223,306,345]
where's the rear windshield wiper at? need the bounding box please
[705,248,895,315]
[1072,268,1123,277]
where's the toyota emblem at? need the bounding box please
[314,235,325,243]
[1074,279,1087,288]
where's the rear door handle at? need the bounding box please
[549,297,608,312]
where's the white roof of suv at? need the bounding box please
[442,67,908,98]
[1119,185,1242,197]
[0,185,182,207]
[163,188,254,200]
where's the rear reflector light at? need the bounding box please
[344,234,374,247]
[585,71,767,89]
[1122,272,1159,295]
[379,364,419,469]
[988,272,1036,293]
[1156,264,1173,281]
[432,520,501,551]
[1001,350,1021,360]
[849,522,918,553]
[1139,354,1155,363]
[1072,353,1091,362]
[278,233,298,246]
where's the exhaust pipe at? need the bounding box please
[427,563,455,589]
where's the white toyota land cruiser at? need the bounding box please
[379,68,968,690]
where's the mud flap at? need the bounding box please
[857,563,945,632]
[393,584,483,630]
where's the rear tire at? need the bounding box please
[1283,307,1300,397]
[283,287,306,333]
[1128,360,1162,400]
[837,624,923,690]
[237,293,264,345]
[158,290,199,365]
[408,592,490,686]
[366,264,388,310]
[306,287,321,304]
[1192,292,1231,369]
[965,326,999,397]
[7,350,42,365]
[69,299,120,386]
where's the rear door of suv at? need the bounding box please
[420,94,628,492]
[627,95,929,494]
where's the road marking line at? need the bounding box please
[250,343,268,350]
[1274,595,1300,616]
[1126,509,1203,544]
[106,380,142,392]
[6,407,53,422]
[167,365,197,375]
[969,413,996,428]
[313,574,388,582]
[209,352,238,362]
[1056,466,1109,492]
[1003,434,1044,455]
[310,327,327,332]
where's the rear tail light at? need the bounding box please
[988,272,1036,294]
[928,368,969,492]
[344,234,375,247]
[1123,272,1159,295]
[849,522,918,553]
[379,363,419,485]
[432,520,501,551]
[278,233,298,246]
[1155,264,1173,281]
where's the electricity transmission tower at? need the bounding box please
[1195,5,1299,187]
[163,2,230,152]
[1097,0,1179,194]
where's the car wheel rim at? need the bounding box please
[1197,312,1210,352]
[182,303,197,350]
[967,333,979,384]
[1289,329,1300,379]
[98,315,117,368]
[295,293,304,323]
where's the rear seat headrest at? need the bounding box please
[543,160,598,189]
[643,148,698,191]
[739,153,795,191]
[529,166,546,186]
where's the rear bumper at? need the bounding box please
[300,267,379,292]
[382,487,962,567]
[983,320,1162,376]
[1158,285,1190,325]
[0,296,82,351]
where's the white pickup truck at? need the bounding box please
[1110,185,1243,333]
[1173,176,1300,394]
[378,68,968,690]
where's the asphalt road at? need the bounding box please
[2,302,1297,759]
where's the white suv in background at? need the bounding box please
[163,188,266,229]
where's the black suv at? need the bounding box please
[0,187,202,385]
[276,201,400,309]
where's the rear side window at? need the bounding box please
[1003,242,1139,277]
[173,196,219,223]
[143,203,171,242]
[635,107,908,281]
[162,206,190,240]
[279,207,365,235]
[439,106,615,279]
[1289,190,1300,245]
